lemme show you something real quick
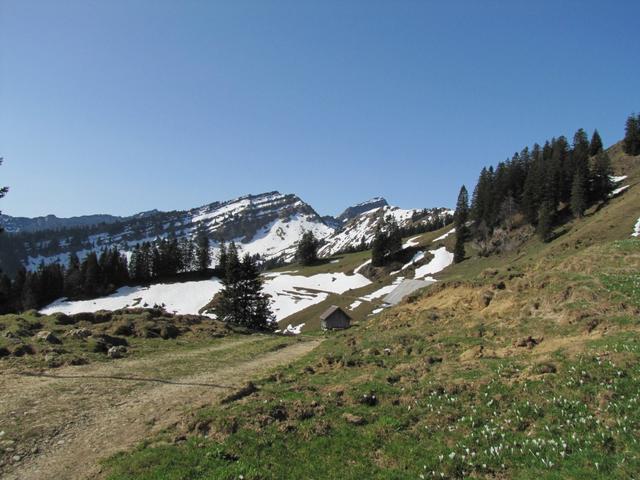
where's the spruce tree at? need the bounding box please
[218,240,228,278]
[195,232,211,272]
[623,114,640,156]
[453,185,469,263]
[371,227,387,267]
[215,248,273,330]
[385,217,402,256]
[296,231,319,266]
[0,158,7,234]
[589,129,603,156]
[82,252,101,296]
[570,169,587,218]
[537,201,554,242]
[591,151,614,202]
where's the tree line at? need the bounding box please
[452,114,638,262]
[0,233,212,313]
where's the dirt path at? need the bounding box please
[0,335,321,480]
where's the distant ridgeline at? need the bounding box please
[450,113,640,257]
[0,191,452,313]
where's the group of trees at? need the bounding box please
[371,217,403,266]
[213,241,273,330]
[0,232,213,313]
[459,126,615,246]
[0,247,128,313]
[128,233,210,282]
[624,113,640,156]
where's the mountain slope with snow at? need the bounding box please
[1,191,451,276]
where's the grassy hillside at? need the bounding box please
[102,147,640,479]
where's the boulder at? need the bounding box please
[35,331,62,344]
[107,345,127,359]
[65,328,92,339]
[342,413,366,425]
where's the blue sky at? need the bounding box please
[1,1,639,218]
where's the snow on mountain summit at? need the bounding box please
[4,190,450,273]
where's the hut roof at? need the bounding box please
[320,305,351,321]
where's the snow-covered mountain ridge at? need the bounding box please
[0,191,451,273]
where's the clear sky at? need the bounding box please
[1,1,639,218]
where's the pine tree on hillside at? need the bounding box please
[623,114,640,156]
[218,240,228,278]
[21,271,40,311]
[591,151,614,202]
[0,157,8,234]
[572,129,590,163]
[195,232,211,272]
[522,160,542,225]
[0,274,12,314]
[537,201,554,242]
[215,246,273,330]
[570,169,587,218]
[589,129,603,156]
[371,227,387,267]
[296,231,319,266]
[385,217,402,256]
[64,252,83,297]
[454,185,469,263]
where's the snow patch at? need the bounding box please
[349,300,362,310]
[433,228,455,242]
[402,235,422,249]
[611,175,628,183]
[414,247,454,280]
[263,271,371,322]
[41,277,223,316]
[610,185,630,197]
[354,259,371,274]
[282,323,305,335]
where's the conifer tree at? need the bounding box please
[64,252,83,297]
[195,232,211,272]
[296,231,319,266]
[215,247,273,330]
[623,114,640,155]
[591,151,614,202]
[371,227,387,267]
[0,157,7,234]
[0,273,12,314]
[589,129,603,156]
[82,252,101,296]
[385,217,402,256]
[454,185,469,263]
[218,240,228,278]
[570,169,587,218]
[537,201,554,242]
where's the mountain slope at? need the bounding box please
[0,191,450,275]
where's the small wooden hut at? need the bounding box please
[320,305,351,330]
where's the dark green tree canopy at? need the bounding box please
[296,231,319,266]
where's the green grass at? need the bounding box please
[105,327,640,479]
